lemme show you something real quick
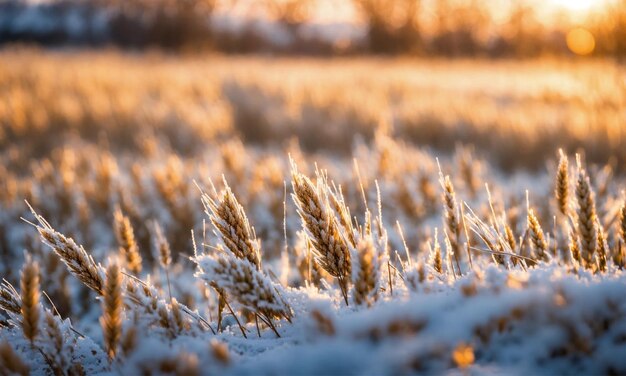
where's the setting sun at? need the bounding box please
[567,27,595,55]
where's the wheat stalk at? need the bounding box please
[153,222,172,299]
[596,225,608,272]
[0,280,21,315]
[555,149,570,216]
[114,208,142,275]
[28,206,105,295]
[527,209,548,261]
[100,261,123,360]
[439,171,462,273]
[351,237,382,307]
[429,229,443,274]
[290,160,351,304]
[42,311,67,374]
[201,178,262,269]
[20,257,41,345]
[195,253,292,336]
[568,229,582,265]
[575,158,598,268]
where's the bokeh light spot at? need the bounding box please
[566,28,595,56]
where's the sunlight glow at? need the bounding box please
[566,27,595,55]
[550,0,597,11]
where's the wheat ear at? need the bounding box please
[153,222,172,299]
[575,158,598,268]
[114,208,142,275]
[0,280,21,315]
[100,261,123,360]
[195,253,292,336]
[527,209,548,261]
[429,229,443,274]
[201,178,261,269]
[555,149,570,216]
[351,237,382,307]
[28,206,104,294]
[438,166,463,274]
[20,257,41,345]
[596,225,608,272]
[290,160,351,304]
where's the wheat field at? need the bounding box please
[1,49,626,375]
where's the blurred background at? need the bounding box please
[0,0,625,57]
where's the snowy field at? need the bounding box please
[0,50,625,375]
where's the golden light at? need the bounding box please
[452,343,475,369]
[551,0,597,11]
[566,27,595,55]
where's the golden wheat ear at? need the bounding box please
[290,158,351,305]
[527,209,549,261]
[20,256,41,345]
[113,207,142,275]
[351,236,383,307]
[555,149,570,216]
[574,156,598,269]
[200,177,262,269]
[24,202,105,295]
[100,260,123,360]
